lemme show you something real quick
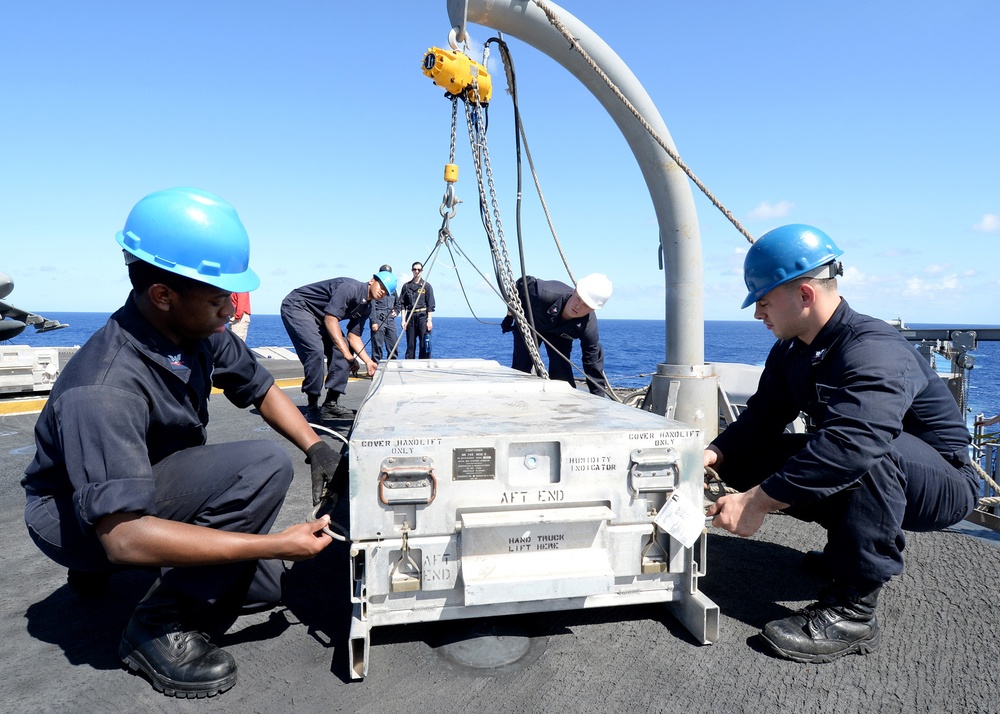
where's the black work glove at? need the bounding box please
[501,314,515,334]
[306,441,347,507]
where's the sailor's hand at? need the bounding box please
[365,359,377,377]
[306,441,345,507]
[706,486,785,538]
[276,515,334,561]
[704,445,722,469]
[703,447,725,504]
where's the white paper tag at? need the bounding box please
[653,492,704,549]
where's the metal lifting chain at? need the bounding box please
[438,98,461,242]
[531,0,756,245]
[462,88,549,377]
[427,97,520,329]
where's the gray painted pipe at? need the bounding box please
[446,0,717,436]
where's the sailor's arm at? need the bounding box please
[323,314,352,363]
[704,444,723,469]
[96,512,332,567]
[348,331,377,376]
[703,444,788,537]
[706,485,788,538]
[425,283,435,331]
[580,322,608,395]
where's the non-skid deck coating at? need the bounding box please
[2,369,999,714]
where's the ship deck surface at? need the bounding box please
[2,366,998,714]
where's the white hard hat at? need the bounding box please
[575,273,613,309]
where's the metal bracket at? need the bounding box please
[628,447,679,493]
[379,456,437,505]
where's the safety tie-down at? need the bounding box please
[346,359,719,679]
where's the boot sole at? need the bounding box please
[119,641,237,698]
[759,626,881,664]
[320,410,354,421]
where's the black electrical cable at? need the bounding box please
[484,35,539,340]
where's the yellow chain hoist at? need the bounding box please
[424,45,489,214]
[422,46,493,105]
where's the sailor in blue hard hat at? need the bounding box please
[23,187,340,697]
[280,270,395,421]
[740,224,844,309]
[704,224,978,664]
[369,263,401,362]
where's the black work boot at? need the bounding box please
[760,586,881,663]
[303,395,322,424]
[119,582,237,698]
[320,392,353,421]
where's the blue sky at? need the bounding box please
[2,1,997,323]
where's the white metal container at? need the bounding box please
[347,359,718,678]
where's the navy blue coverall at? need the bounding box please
[400,278,434,359]
[22,297,290,613]
[711,300,979,594]
[506,276,608,396]
[280,278,373,398]
[369,288,400,361]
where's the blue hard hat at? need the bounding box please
[116,187,260,292]
[741,224,843,308]
[374,270,397,294]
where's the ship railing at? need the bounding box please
[971,414,1000,531]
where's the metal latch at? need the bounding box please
[390,525,421,593]
[379,456,437,505]
[628,448,679,493]
[641,530,669,574]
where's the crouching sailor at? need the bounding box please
[21,187,344,697]
[704,224,979,663]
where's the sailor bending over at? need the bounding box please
[280,270,396,422]
[503,273,613,396]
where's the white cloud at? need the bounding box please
[838,265,868,285]
[924,263,951,275]
[903,273,959,297]
[973,214,1000,232]
[748,200,793,220]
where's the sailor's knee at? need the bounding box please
[243,440,294,491]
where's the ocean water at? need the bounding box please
[8,312,1000,419]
